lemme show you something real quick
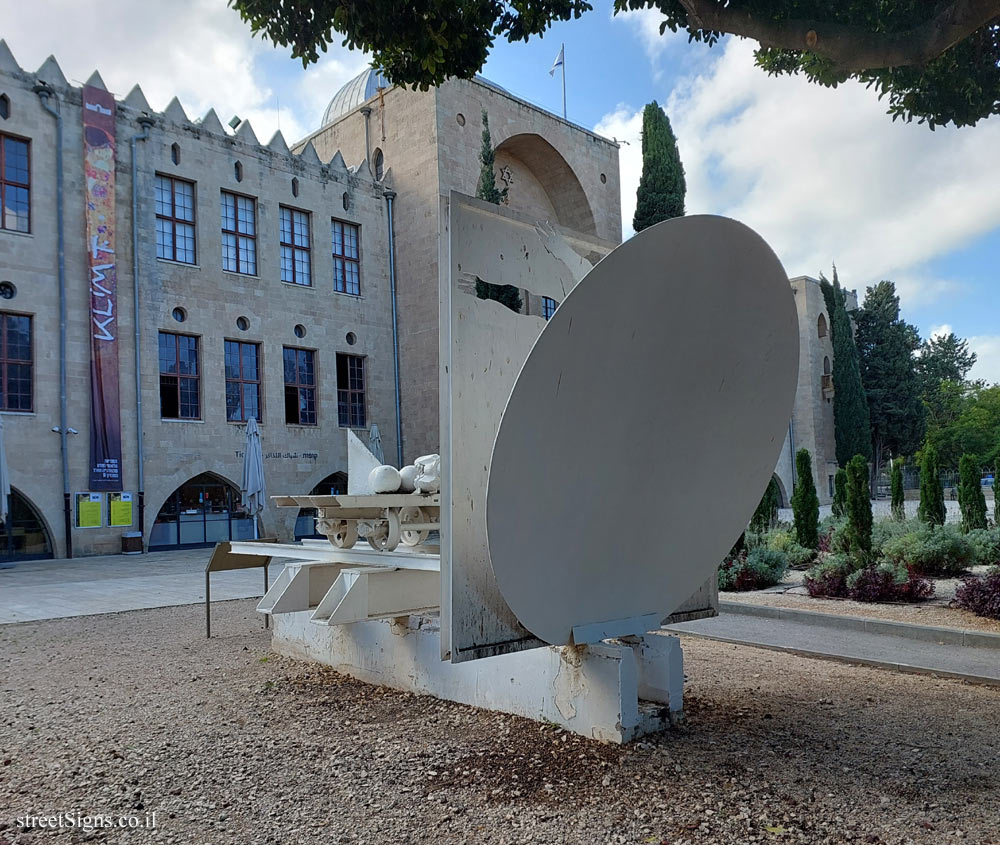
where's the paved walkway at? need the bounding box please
[0,548,284,623]
[666,609,1000,686]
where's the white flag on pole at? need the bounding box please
[549,44,564,76]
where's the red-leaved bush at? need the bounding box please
[954,570,1000,619]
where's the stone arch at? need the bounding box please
[771,474,788,509]
[0,487,54,561]
[149,471,251,548]
[493,133,596,235]
[294,470,349,539]
[823,355,832,375]
[372,147,384,181]
[817,313,828,338]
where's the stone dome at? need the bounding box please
[321,68,391,127]
[321,68,509,127]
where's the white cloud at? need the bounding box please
[929,324,954,340]
[2,0,364,146]
[596,37,1000,310]
[968,336,1000,386]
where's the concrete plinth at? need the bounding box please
[271,612,683,743]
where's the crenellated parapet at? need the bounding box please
[0,39,390,194]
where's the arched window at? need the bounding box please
[0,489,53,561]
[373,148,384,181]
[823,356,832,375]
[295,472,348,539]
[0,94,10,120]
[150,473,252,548]
[170,143,180,165]
[817,313,828,338]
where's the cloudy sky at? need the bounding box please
[5,0,998,383]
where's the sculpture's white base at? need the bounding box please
[271,612,683,743]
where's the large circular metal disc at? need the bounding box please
[485,215,799,646]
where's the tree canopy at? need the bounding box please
[633,102,686,232]
[854,280,925,479]
[230,0,1000,127]
[821,270,872,466]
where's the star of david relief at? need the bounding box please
[499,166,513,187]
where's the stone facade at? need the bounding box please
[0,43,397,558]
[773,276,859,506]
[299,75,621,460]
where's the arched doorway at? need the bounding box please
[771,474,788,508]
[295,472,348,539]
[0,489,53,562]
[150,473,254,549]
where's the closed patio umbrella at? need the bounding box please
[369,423,384,464]
[0,417,10,525]
[241,417,266,539]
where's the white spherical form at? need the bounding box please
[368,465,402,494]
[398,465,418,493]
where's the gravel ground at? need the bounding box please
[2,600,999,845]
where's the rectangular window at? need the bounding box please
[224,340,261,422]
[336,353,366,428]
[158,331,200,419]
[283,346,316,425]
[221,192,257,275]
[155,175,196,263]
[332,219,360,295]
[0,312,32,411]
[280,206,311,286]
[542,296,557,320]
[0,134,30,233]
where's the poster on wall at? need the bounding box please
[108,492,133,527]
[83,84,124,491]
[75,493,103,529]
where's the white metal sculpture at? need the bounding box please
[249,200,799,742]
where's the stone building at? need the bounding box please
[0,37,838,560]
[773,276,859,506]
[296,70,622,458]
[0,42,398,559]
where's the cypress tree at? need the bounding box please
[820,269,872,466]
[958,453,987,531]
[633,101,685,232]
[845,454,873,560]
[918,442,946,526]
[476,110,507,206]
[750,477,781,533]
[890,458,905,521]
[790,449,820,549]
[832,468,847,518]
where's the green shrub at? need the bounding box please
[804,554,854,597]
[844,454,873,559]
[918,442,946,526]
[760,528,815,567]
[791,449,820,549]
[832,468,847,518]
[965,528,1000,567]
[871,518,923,554]
[890,459,905,521]
[881,525,975,577]
[958,453,988,532]
[718,548,789,591]
[750,478,781,533]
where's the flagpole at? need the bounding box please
[561,45,567,120]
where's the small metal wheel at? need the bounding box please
[327,519,358,549]
[366,509,401,552]
[399,506,429,547]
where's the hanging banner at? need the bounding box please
[83,85,123,491]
